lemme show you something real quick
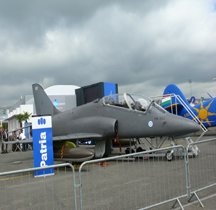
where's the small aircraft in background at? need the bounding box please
[162,84,216,128]
[6,83,200,162]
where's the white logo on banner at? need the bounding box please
[39,132,47,167]
[40,132,46,140]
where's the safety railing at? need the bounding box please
[78,145,188,210]
[186,137,216,207]
[151,94,208,133]
[174,94,207,132]
[0,163,77,210]
[1,138,216,210]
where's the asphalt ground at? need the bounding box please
[0,130,216,210]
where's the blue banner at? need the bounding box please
[104,82,116,96]
[32,116,54,177]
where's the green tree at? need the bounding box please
[15,114,25,128]
[2,122,8,130]
[15,112,31,128]
[23,111,31,123]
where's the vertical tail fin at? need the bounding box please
[32,84,60,116]
[162,84,189,110]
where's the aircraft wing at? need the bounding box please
[4,133,103,144]
[53,133,103,141]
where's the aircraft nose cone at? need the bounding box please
[182,118,200,133]
[166,114,200,136]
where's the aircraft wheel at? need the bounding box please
[165,150,173,161]
[188,149,196,158]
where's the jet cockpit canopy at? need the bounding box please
[103,93,152,112]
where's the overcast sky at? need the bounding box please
[1,0,216,107]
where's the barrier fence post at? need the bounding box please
[185,145,191,198]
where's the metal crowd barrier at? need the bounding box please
[1,138,216,210]
[0,163,77,210]
[186,137,216,207]
[78,145,188,210]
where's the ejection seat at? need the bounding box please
[106,97,115,105]
[134,101,142,111]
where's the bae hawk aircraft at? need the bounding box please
[162,84,216,128]
[6,83,200,162]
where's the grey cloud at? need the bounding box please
[0,0,216,106]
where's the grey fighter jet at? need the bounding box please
[7,84,200,161]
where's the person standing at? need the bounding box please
[11,131,17,152]
[19,130,26,151]
[16,129,19,140]
[0,128,3,154]
[3,129,8,153]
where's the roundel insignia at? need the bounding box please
[148,121,153,127]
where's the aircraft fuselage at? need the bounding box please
[52,99,200,140]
